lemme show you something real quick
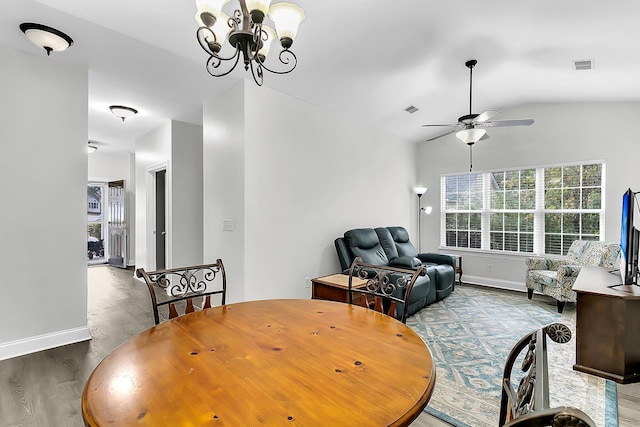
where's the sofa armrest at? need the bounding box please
[335,238,353,273]
[390,256,422,269]
[417,253,456,268]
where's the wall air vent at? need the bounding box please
[574,59,594,70]
[404,105,419,114]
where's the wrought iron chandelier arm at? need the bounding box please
[197,27,239,62]
[249,60,265,86]
[257,49,298,75]
[206,48,242,78]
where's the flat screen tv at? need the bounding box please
[618,188,639,286]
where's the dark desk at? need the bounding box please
[572,266,640,383]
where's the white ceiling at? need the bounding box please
[3,0,640,153]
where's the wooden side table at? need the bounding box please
[444,255,463,286]
[454,255,463,286]
[311,273,367,304]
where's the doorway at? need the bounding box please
[146,161,170,271]
[87,183,107,265]
[155,170,166,270]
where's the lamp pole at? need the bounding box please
[412,187,427,252]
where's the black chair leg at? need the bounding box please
[556,301,565,313]
[527,288,533,300]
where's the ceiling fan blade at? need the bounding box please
[474,110,501,123]
[425,128,458,142]
[479,118,534,128]
[421,124,460,127]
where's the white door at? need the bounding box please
[107,180,127,268]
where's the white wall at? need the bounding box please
[135,121,172,271]
[417,101,640,291]
[171,121,203,267]
[0,47,89,359]
[203,82,246,303]
[135,120,203,272]
[88,150,135,265]
[203,80,416,302]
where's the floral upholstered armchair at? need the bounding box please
[525,240,620,313]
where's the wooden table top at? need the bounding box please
[82,299,436,426]
[311,273,368,289]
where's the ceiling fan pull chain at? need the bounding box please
[469,144,473,172]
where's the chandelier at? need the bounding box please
[195,0,305,86]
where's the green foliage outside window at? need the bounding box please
[443,162,603,255]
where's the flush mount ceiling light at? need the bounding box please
[109,105,138,122]
[19,22,73,56]
[195,0,305,86]
[87,142,97,153]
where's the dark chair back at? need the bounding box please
[499,323,596,426]
[135,260,226,325]
[347,257,425,323]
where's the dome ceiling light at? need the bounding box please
[109,105,138,122]
[19,22,73,56]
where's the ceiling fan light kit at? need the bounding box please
[195,0,305,86]
[456,127,486,145]
[422,59,535,171]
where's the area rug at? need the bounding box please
[406,284,618,427]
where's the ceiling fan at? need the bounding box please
[422,59,534,171]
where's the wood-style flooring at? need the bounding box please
[0,265,637,426]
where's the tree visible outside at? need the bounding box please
[443,162,603,255]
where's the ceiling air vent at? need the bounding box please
[404,105,419,114]
[574,59,594,71]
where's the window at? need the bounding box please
[441,162,604,255]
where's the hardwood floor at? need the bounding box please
[0,265,637,426]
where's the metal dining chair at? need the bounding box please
[347,257,425,324]
[135,260,226,325]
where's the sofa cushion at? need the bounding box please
[344,228,389,266]
[387,226,419,257]
[390,256,422,269]
[375,227,399,260]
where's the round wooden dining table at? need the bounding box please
[82,299,436,426]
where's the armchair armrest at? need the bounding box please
[417,253,456,268]
[556,264,582,298]
[525,257,566,271]
[390,256,422,269]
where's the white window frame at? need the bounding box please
[440,160,606,256]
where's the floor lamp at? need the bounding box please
[413,186,427,252]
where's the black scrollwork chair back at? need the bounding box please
[135,260,226,325]
[347,257,425,324]
[499,322,596,427]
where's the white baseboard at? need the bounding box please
[0,326,92,361]
[462,275,527,293]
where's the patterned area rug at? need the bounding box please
[407,284,618,427]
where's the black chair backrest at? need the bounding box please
[499,322,596,427]
[135,260,226,325]
[347,257,424,323]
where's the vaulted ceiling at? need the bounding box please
[3,0,640,153]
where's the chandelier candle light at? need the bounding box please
[195,0,305,86]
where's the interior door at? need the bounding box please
[108,179,127,268]
[155,170,166,270]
